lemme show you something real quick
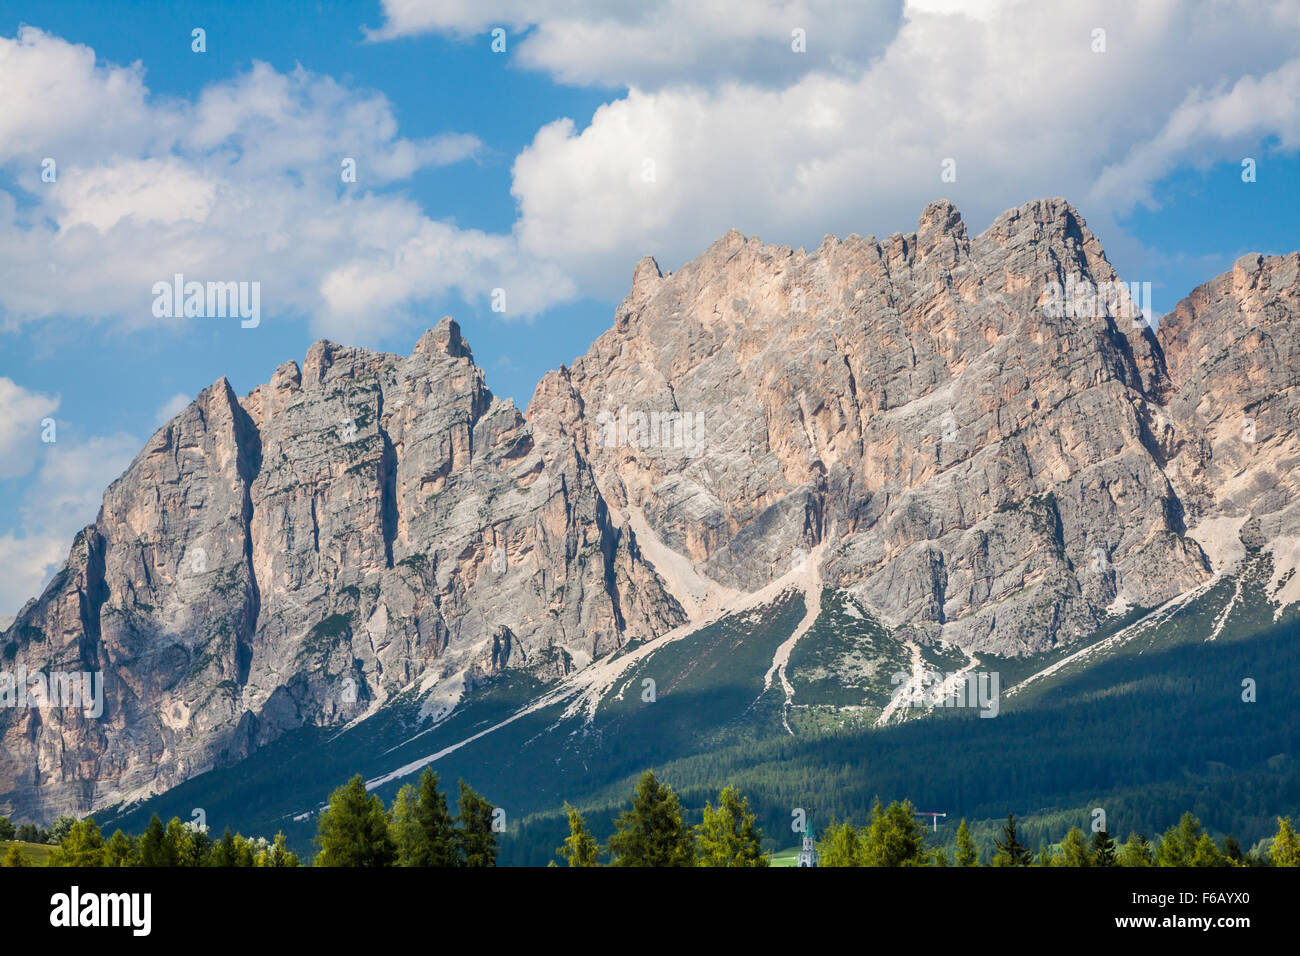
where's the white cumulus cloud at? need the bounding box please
[0,28,563,343]
[368,0,903,88]
[0,377,59,479]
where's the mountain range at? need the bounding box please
[3,198,1298,856]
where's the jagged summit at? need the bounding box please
[675,198,1087,275]
[414,316,474,361]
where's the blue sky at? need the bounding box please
[0,0,1298,615]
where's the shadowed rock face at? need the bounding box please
[2,198,1296,821]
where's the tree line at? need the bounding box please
[4,770,1298,867]
[0,771,498,868]
[815,800,1300,867]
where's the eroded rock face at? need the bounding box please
[1158,253,1300,538]
[527,198,1277,654]
[3,199,1296,821]
[0,319,683,820]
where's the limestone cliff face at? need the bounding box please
[0,319,683,821]
[3,199,1297,821]
[1158,253,1300,546]
[527,199,1286,655]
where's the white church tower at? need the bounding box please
[797,828,819,867]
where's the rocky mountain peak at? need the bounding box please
[414,317,474,361]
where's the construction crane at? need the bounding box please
[915,811,947,832]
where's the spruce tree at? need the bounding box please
[137,814,169,867]
[955,818,979,866]
[863,799,927,867]
[557,803,601,867]
[314,774,397,867]
[1090,829,1116,867]
[606,770,695,867]
[415,769,459,866]
[455,780,498,867]
[695,786,767,867]
[992,814,1033,866]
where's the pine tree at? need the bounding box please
[1036,844,1055,867]
[1,843,29,867]
[0,815,14,841]
[1118,832,1154,867]
[137,814,170,867]
[1271,817,1300,867]
[455,781,498,867]
[414,769,459,866]
[932,847,950,866]
[1090,829,1116,867]
[314,774,398,867]
[955,818,979,866]
[863,799,928,867]
[695,786,767,867]
[557,803,601,867]
[606,770,695,867]
[992,814,1033,866]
